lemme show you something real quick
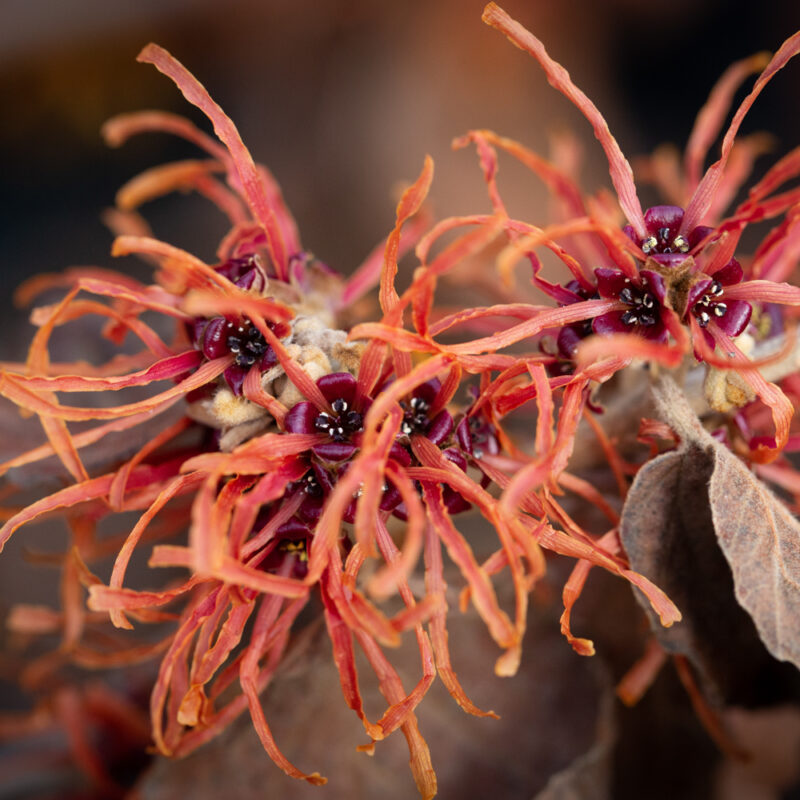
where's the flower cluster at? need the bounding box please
[2,6,800,799]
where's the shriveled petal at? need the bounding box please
[684,52,771,192]
[682,31,800,233]
[481,3,647,237]
[283,401,318,434]
[137,46,290,280]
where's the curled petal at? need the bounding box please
[137,45,290,279]
[591,310,629,335]
[317,372,358,406]
[640,270,667,305]
[714,258,744,286]
[715,299,752,337]
[682,31,800,232]
[426,410,454,446]
[283,402,318,435]
[686,278,713,309]
[312,441,357,463]
[481,3,646,237]
[644,205,684,236]
[388,441,413,467]
[684,51,772,192]
[593,267,628,299]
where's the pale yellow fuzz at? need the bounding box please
[704,333,758,412]
[211,387,268,426]
[273,346,332,408]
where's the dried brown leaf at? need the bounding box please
[620,377,800,703]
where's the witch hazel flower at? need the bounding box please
[190,254,281,395]
[0,40,477,798]
[0,32,580,796]
[284,372,367,462]
[5,10,798,798]
[620,205,752,344]
[592,267,667,342]
[685,258,752,346]
[328,13,800,769]
[532,204,751,365]
[400,379,455,444]
[625,205,691,263]
[472,3,800,461]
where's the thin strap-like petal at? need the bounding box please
[684,52,770,192]
[683,31,800,233]
[482,3,646,237]
[137,45,290,279]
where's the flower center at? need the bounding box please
[314,399,363,442]
[691,280,727,327]
[225,320,268,367]
[401,396,430,436]
[619,284,659,327]
[641,228,689,256]
[302,470,323,497]
[279,538,308,562]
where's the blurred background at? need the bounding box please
[2,0,800,797]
